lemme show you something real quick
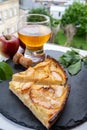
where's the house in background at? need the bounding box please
[0,0,19,35]
[19,0,42,10]
[19,0,86,20]
[50,0,85,20]
[50,6,67,20]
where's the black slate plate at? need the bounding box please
[0,50,87,130]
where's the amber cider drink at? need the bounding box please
[18,25,51,51]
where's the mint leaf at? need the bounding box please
[83,58,87,68]
[58,49,81,68]
[58,49,87,75]
[58,56,69,68]
[0,62,13,80]
[68,60,82,75]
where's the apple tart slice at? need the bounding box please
[12,56,67,85]
[9,56,70,129]
[9,80,70,129]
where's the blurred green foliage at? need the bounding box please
[29,7,60,27]
[54,29,87,50]
[61,2,87,36]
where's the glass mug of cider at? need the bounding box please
[18,14,51,63]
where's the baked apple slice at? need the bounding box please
[12,56,67,85]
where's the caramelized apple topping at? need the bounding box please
[51,71,62,81]
[30,85,65,109]
[21,82,33,91]
[12,57,67,85]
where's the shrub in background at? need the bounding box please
[61,2,87,36]
[29,7,60,27]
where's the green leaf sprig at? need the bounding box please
[58,49,87,75]
[0,62,13,82]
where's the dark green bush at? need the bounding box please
[27,15,46,22]
[61,2,87,36]
[29,7,59,27]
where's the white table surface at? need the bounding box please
[0,43,87,130]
